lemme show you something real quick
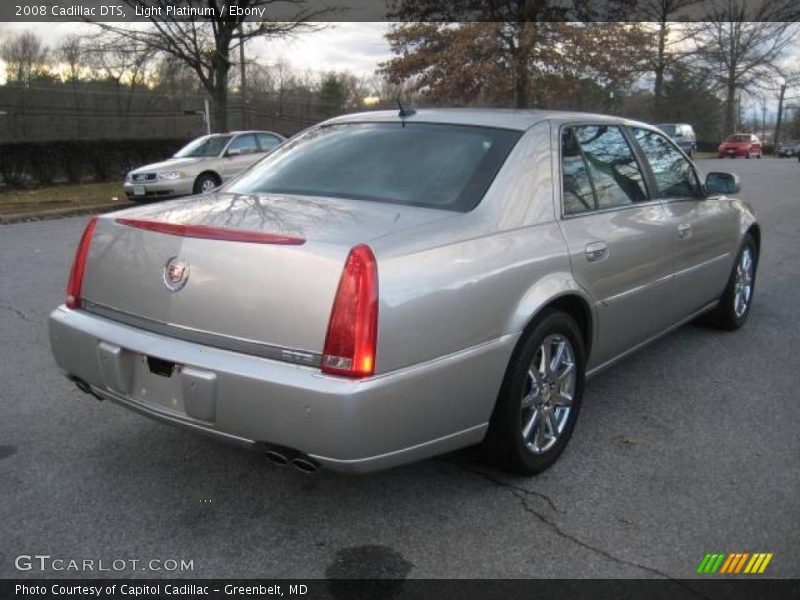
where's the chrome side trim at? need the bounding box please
[673,253,731,278]
[82,300,322,367]
[599,254,730,306]
[601,272,672,305]
[586,300,718,379]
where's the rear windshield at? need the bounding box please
[226,122,521,212]
[727,134,751,142]
[657,124,676,136]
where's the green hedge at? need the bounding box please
[0,138,189,186]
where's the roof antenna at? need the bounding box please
[397,96,416,118]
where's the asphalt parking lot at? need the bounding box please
[1,158,798,581]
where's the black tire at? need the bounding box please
[482,309,586,475]
[193,172,220,195]
[704,234,757,330]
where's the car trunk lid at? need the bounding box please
[80,193,454,360]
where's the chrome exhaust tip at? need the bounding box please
[291,456,319,473]
[259,443,318,473]
[264,450,290,467]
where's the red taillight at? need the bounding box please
[65,216,98,309]
[321,245,378,378]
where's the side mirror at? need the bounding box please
[706,172,740,195]
[226,148,241,157]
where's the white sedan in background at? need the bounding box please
[124,130,285,201]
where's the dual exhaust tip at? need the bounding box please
[262,445,319,474]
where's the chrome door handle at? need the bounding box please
[677,223,692,239]
[585,241,608,262]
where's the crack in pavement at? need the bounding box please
[443,459,561,513]
[444,459,712,599]
[0,303,38,325]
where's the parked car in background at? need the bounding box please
[124,131,285,201]
[52,109,759,475]
[777,140,799,157]
[656,123,696,157]
[718,133,762,159]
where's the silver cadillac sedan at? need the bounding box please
[50,109,759,475]
[123,130,285,201]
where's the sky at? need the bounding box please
[0,21,394,84]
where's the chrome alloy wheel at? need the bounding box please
[520,334,576,455]
[733,247,754,319]
[201,178,217,193]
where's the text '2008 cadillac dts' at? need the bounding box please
[49,109,760,474]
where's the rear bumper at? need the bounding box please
[718,147,751,157]
[49,306,514,472]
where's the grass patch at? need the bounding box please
[0,182,128,217]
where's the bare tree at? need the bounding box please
[92,1,336,131]
[1,31,49,85]
[83,33,157,87]
[634,1,703,120]
[55,34,84,83]
[688,0,799,135]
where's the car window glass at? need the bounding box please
[572,125,648,209]
[227,123,521,212]
[257,134,282,151]
[561,128,596,215]
[632,128,702,199]
[228,134,259,155]
[174,135,232,158]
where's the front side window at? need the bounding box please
[227,123,521,212]
[174,135,232,158]
[562,125,648,212]
[632,128,702,199]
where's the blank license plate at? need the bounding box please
[133,185,145,195]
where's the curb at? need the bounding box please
[0,201,134,224]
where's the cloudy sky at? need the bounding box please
[0,21,394,84]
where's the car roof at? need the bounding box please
[325,108,656,132]
[227,130,285,137]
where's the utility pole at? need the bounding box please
[737,94,742,132]
[239,24,248,130]
[774,82,787,152]
[761,98,767,142]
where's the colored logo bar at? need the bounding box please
[697,553,773,574]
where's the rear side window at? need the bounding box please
[561,125,648,214]
[632,128,702,199]
[561,128,596,215]
[227,123,521,212]
[228,134,259,155]
[257,133,282,151]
